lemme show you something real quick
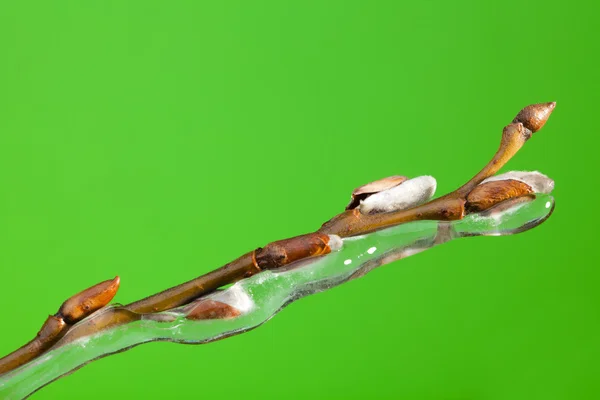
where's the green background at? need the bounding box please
[0,1,598,399]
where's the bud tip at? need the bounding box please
[513,102,556,133]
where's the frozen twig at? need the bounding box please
[0,102,557,379]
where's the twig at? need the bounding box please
[0,102,556,376]
[0,278,120,374]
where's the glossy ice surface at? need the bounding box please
[0,194,554,399]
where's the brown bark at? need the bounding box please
[0,102,556,376]
[0,278,120,375]
[124,252,260,314]
[0,316,68,375]
[319,197,466,237]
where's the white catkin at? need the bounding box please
[482,171,554,194]
[359,175,437,214]
[327,235,343,251]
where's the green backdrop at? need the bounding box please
[0,1,598,399]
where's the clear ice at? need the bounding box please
[0,194,554,399]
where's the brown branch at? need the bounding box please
[0,102,556,376]
[0,277,119,375]
[43,233,337,346]
[318,102,556,237]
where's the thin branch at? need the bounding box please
[0,102,556,376]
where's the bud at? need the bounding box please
[58,276,120,324]
[466,179,533,212]
[482,171,554,194]
[346,175,407,210]
[359,175,437,215]
[185,299,242,320]
[255,233,332,269]
[513,102,556,133]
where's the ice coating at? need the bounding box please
[206,284,254,313]
[0,193,554,399]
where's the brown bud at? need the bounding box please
[513,102,556,133]
[346,176,407,210]
[255,233,332,269]
[466,179,533,212]
[37,315,67,343]
[477,194,536,217]
[58,276,120,324]
[185,300,241,320]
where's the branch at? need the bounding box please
[0,102,556,377]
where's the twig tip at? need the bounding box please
[513,102,556,133]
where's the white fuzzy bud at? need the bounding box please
[359,175,437,214]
